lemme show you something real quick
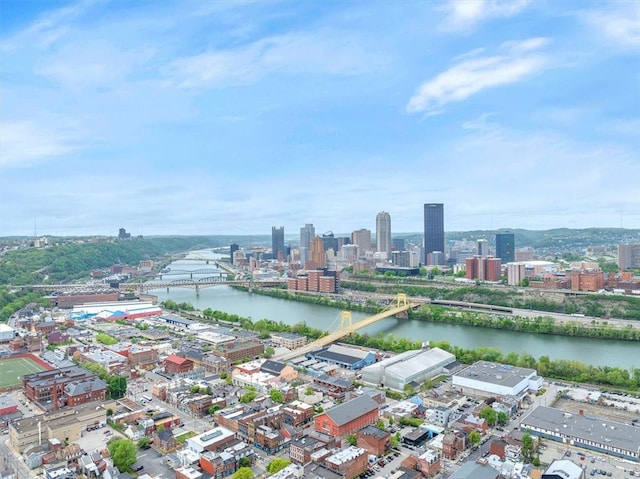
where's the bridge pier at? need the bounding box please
[395,310,408,319]
[195,284,200,296]
[190,272,193,279]
[166,287,169,293]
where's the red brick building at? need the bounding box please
[569,270,605,292]
[324,446,368,479]
[23,366,107,409]
[465,256,501,282]
[314,395,379,437]
[356,425,390,457]
[442,430,467,460]
[165,354,194,375]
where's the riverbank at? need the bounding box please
[161,297,640,392]
[232,286,640,341]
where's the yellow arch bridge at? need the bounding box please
[274,293,415,361]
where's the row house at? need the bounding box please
[127,344,159,369]
[312,374,354,402]
[212,339,264,363]
[215,405,247,433]
[255,425,285,454]
[237,407,284,444]
[185,395,218,418]
[9,336,42,353]
[356,425,390,457]
[199,441,252,478]
[323,446,368,479]
[442,430,467,460]
[270,332,307,350]
[402,449,441,478]
[283,400,314,427]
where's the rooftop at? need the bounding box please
[454,361,536,388]
[522,406,640,455]
[324,395,378,427]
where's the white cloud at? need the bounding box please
[163,31,386,89]
[439,0,532,32]
[582,3,640,48]
[0,121,83,168]
[407,38,549,114]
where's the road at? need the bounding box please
[0,440,38,479]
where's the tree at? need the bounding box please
[220,371,228,380]
[107,439,137,472]
[208,405,221,415]
[468,431,482,446]
[390,434,400,449]
[522,430,534,463]
[137,437,150,449]
[190,385,200,394]
[346,434,357,446]
[270,389,284,403]
[267,459,291,474]
[238,457,252,468]
[497,411,509,426]
[264,347,275,358]
[232,467,254,479]
[376,420,386,430]
[479,407,497,427]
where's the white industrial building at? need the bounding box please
[361,347,456,391]
[0,323,16,342]
[452,361,543,397]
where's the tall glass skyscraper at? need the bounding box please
[272,226,285,261]
[376,211,391,258]
[495,231,515,263]
[424,203,444,264]
[299,223,315,266]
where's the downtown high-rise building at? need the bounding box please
[299,223,315,266]
[476,239,489,257]
[424,203,444,265]
[376,211,392,258]
[272,226,285,261]
[619,243,640,270]
[495,231,515,263]
[351,228,372,254]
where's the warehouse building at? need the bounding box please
[308,344,376,370]
[521,406,640,462]
[361,347,455,391]
[452,361,542,398]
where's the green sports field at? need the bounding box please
[0,357,48,389]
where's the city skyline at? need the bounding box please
[1,1,639,236]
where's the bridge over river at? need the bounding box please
[274,293,417,361]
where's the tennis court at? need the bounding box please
[0,356,49,389]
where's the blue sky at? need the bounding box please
[1,0,639,237]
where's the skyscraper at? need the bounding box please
[495,232,515,263]
[477,239,489,257]
[299,223,315,266]
[424,203,444,265]
[351,229,372,254]
[272,226,285,261]
[376,211,391,258]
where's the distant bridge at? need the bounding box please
[274,293,416,361]
[157,269,224,278]
[120,278,285,294]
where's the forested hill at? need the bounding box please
[0,236,223,285]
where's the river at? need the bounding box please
[147,251,639,370]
